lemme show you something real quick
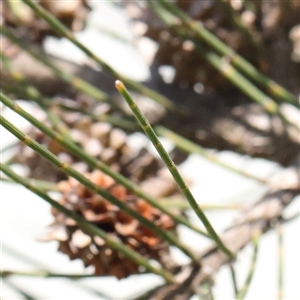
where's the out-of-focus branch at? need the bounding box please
[140,165,299,299]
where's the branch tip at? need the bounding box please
[115,80,125,91]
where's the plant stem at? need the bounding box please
[0,163,174,283]
[1,140,19,155]
[198,276,215,300]
[277,223,284,300]
[236,230,261,299]
[148,2,280,115]
[194,43,300,133]
[0,92,209,240]
[3,61,136,130]
[0,270,102,279]
[153,0,297,106]
[161,198,242,211]
[229,262,239,297]
[282,212,300,224]
[21,0,178,112]
[148,2,298,130]
[215,0,262,47]
[192,42,279,115]
[62,104,138,131]
[1,175,58,191]
[1,42,136,130]
[156,126,269,185]
[116,80,235,260]
[0,111,198,263]
[1,26,113,106]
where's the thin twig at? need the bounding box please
[282,212,300,224]
[277,223,284,300]
[115,79,235,260]
[160,198,242,211]
[0,92,209,239]
[229,262,239,297]
[140,166,299,299]
[1,270,102,279]
[156,126,269,185]
[198,276,215,300]
[152,0,297,106]
[236,230,261,299]
[21,0,179,112]
[0,175,58,191]
[0,111,198,263]
[0,163,174,283]
[2,26,115,106]
[147,2,299,131]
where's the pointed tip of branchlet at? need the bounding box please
[115,80,125,91]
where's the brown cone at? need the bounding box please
[47,170,176,279]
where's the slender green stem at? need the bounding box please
[1,26,115,106]
[193,43,300,133]
[161,198,242,210]
[148,2,298,130]
[198,276,215,300]
[1,41,133,130]
[116,80,235,259]
[1,270,102,279]
[0,163,174,283]
[1,175,58,191]
[56,103,138,131]
[146,4,280,116]
[153,0,297,106]
[1,41,133,129]
[229,262,239,297]
[0,48,11,69]
[192,42,279,115]
[0,92,209,241]
[1,81,44,108]
[90,21,132,45]
[1,140,19,155]
[3,61,136,130]
[207,282,215,300]
[282,212,300,224]
[1,53,52,106]
[156,126,269,185]
[277,223,284,300]
[46,106,74,142]
[21,0,178,112]
[236,230,261,299]
[0,112,198,262]
[215,0,262,47]
[3,279,35,300]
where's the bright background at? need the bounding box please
[1,2,299,299]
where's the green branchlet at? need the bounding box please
[0,163,175,283]
[115,80,235,260]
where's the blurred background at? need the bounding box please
[1,1,299,299]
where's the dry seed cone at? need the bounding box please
[44,170,176,279]
[12,107,185,277]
